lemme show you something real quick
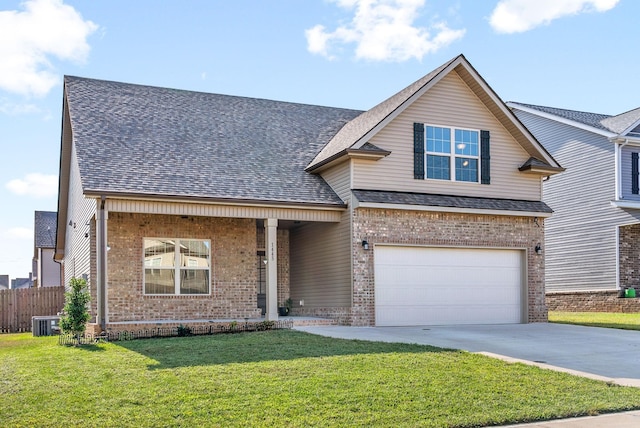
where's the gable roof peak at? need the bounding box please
[306,54,468,171]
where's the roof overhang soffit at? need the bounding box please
[305,146,391,173]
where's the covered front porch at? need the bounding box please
[89,197,347,333]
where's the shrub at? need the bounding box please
[60,277,91,344]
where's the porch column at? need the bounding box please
[264,218,279,321]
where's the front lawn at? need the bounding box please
[549,311,640,331]
[2,330,640,427]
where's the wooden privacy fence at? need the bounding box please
[0,286,66,333]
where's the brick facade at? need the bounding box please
[350,208,547,326]
[546,290,640,312]
[619,224,640,289]
[90,213,291,331]
[87,210,547,330]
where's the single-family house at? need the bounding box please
[509,102,640,308]
[55,54,562,333]
[11,277,32,289]
[33,211,61,288]
[0,275,8,290]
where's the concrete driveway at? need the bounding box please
[295,323,640,387]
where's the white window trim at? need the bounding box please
[424,124,481,183]
[143,237,212,296]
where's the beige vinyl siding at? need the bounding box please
[63,144,97,287]
[353,71,541,201]
[104,199,342,222]
[514,110,640,292]
[320,161,352,201]
[41,248,61,287]
[289,208,352,307]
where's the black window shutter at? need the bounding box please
[480,130,490,185]
[632,152,639,194]
[414,123,425,179]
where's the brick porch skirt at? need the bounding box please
[85,316,336,335]
[546,290,640,313]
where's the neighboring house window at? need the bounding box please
[143,238,211,295]
[414,123,490,184]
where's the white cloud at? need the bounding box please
[0,0,98,97]
[6,227,33,240]
[0,98,40,115]
[490,0,619,34]
[6,173,58,198]
[306,0,465,62]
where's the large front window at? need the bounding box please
[426,125,479,182]
[144,238,211,295]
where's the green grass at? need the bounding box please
[549,311,640,330]
[2,330,640,427]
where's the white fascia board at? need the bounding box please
[507,102,617,139]
[610,136,640,146]
[611,200,640,210]
[354,201,552,218]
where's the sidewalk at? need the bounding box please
[500,410,640,427]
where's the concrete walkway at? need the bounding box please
[295,323,640,427]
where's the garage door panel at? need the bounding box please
[376,304,522,326]
[374,246,524,326]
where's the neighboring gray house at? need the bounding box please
[11,276,32,289]
[509,102,640,297]
[33,211,61,288]
[55,54,562,333]
[0,275,8,290]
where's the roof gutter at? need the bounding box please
[83,190,347,210]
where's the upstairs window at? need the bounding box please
[425,125,479,182]
[143,238,211,295]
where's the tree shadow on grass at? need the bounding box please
[115,329,455,370]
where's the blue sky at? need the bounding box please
[0,0,636,280]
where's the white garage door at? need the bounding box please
[374,246,524,326]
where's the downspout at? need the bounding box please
[97,196,107,331]
[614,138,629,200]
[614,138,628,291]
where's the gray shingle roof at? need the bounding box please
[64,76,363,206]
[34,211,57,248]
[600,107,640,134]
[513,102,640,136]
[512,103,612,131]
[352,189,553,214]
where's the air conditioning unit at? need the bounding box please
[32,316,61,337]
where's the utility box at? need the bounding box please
[32,316,61,336]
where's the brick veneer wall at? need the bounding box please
[351,208,547,326]
[619,224,640,289]
[103,213,263,324]
[546,290,640,312]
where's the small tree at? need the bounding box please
[60,277,90,344]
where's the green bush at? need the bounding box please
[59,277,90,344]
